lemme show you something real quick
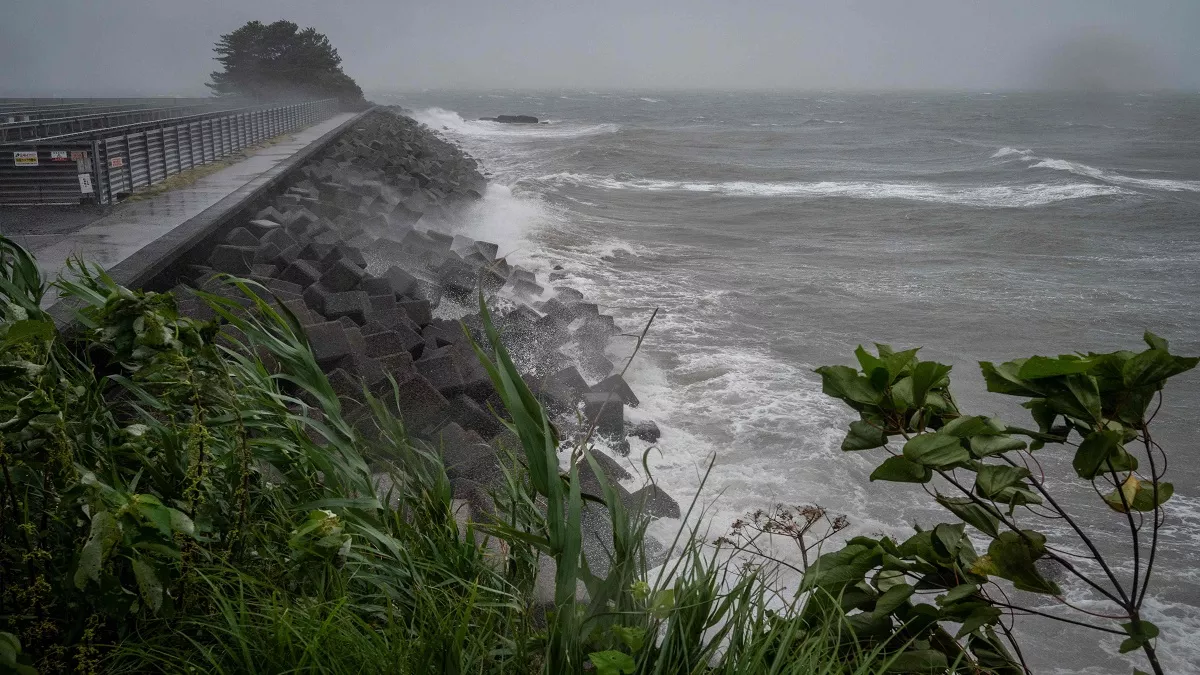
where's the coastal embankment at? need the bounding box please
[140,106,679,542]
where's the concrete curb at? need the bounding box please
[47,107,376,327]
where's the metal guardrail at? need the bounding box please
[0,99,339,205]
[0,103,250,143]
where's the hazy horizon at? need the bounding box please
[2,0,1199,96]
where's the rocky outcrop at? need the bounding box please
[478,115,539,124]
[171,106,671,528]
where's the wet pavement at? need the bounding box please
[0,113,355,290]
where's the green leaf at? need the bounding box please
[884,649,949,673]
[942,415,998,438]
[75,511,121,589]
[1118,620,1159,654]
[871,583,914,618]
[956,604,1003,638]
[0,631,20,667]
[903,433,969,468]
[650,588,675,619]
[1017,355,1093,379]
[1103,476,1173,513]
[815,365,882,406]
[871,456,933,483]
[803,543,884,591]
[980,361,1042,397]
[1143,331,1168,351]
[842,419,887,451]
[611,625,646,653]
[2,318,53,347]
[975,465,1032,500]
[1073,430,1133,480]
[1123,349,1199,388]
[936,583,979,606]
[910,360,952,410]
[883,347,920,380]
[168,508,195,536]
[1065,374,1102,422]
[969,435,1027,457]
[856,345,889,388]
[589,650,636,675]
[131,558,164,613]
[936,496,1001,538]
[978,531,1060,595]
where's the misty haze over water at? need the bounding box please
[3,1,1200,95]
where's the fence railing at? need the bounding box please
[0,99,339,205]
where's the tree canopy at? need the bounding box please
[208,20,365,105]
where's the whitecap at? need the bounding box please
[1031,157,1200,192]
[534,172,1129,208]
[992,146,1034,159]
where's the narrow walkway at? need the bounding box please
[14,112,355,285]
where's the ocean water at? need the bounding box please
[378,91,1200,673]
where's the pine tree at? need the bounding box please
[208,20,365,105]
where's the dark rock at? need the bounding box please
[383,266,418,297]
[225,227,260,248]
[390,372,451,432]
[629,485,680,519]
[321,258,366,293]
[479,115,539,124]
[208,245,255,275]
[280,260,323,288]
[415,349,464,397]
[590,374,639,408]
[361,276,392,297]
[582,392,624,440]
[324,290,371,324]
[306,321,353,366]
[397,298,432,326]
[627,420,661,444]
[448,394,506,440]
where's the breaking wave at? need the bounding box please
[1031,157,1200,192]
[533,172,1128,208]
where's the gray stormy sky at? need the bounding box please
[1,0,1198,95]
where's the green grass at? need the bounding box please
[0,235,918,674]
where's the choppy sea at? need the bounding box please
[378,90,1200,673]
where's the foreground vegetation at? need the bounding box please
[0,234,1193,673]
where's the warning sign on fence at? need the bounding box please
[109,157,124,168]
[13,151,38,166]
[70,150,88,161]
[78,173,94,195]
[49,150,69,161]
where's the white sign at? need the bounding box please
[13,151,37,166]
[78,173,94,194]
[49,150,69,162]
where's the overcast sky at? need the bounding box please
[2,0,1198,95]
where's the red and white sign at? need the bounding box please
[70,150,88,161]
[109,157,124,168]
[49,150,69,162]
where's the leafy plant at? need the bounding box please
[814,338,1196,674]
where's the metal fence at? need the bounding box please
[0,99,338,205]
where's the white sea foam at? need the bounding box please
[992,146,1034,159]
[639,97,662,103]
[1031,157,1200,192]
[535,172,1128,207]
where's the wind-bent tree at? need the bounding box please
[208,20,365,105]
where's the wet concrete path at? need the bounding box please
[0,113,355,291]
